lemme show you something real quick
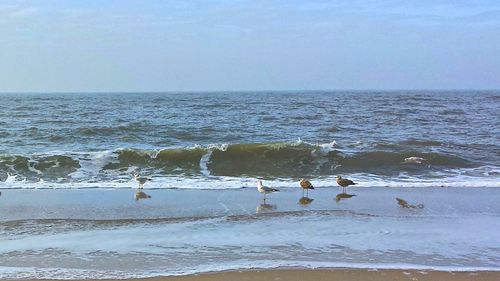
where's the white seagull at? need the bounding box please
[257,180,279,202]
[134,173,152,190]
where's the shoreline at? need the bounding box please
[2,188,499,279]
[14,268,500,281]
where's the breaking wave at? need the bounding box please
[0,141,475,180]
[0,140,497,189]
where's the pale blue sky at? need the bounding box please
[1,0,499,92]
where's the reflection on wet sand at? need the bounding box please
[256,203,277,213]
[396,198,424,209]
[298,196,314,205]
[135,191,152,201]
[335,193,356,202]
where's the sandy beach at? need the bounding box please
[15,269,500,281]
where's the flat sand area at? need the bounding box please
[16,269,500,281]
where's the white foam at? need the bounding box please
[199,151,213,177]
[351,170,500,188]
[1,262,498,280]
[4,173,18,183]
[69,150,118,179]
[27,159,43,175]
[1,172,499,190]
[311,140,338,156]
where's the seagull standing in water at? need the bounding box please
[134,173,152,190]
[257,180,279,203]
[336,176,357,193]
[299,179,314,196]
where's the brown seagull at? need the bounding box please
[299,179,314,196]
[336,176,357,193]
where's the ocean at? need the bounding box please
[0,91,499,278]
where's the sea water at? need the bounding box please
[0,91,499,278]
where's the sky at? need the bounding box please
[1,0,500,92]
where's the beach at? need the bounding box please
[1,187,500,279]
[1,91,499,279]
[2,0,500,278]
[12,269,500,281]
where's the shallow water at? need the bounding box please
[1,187,500,278]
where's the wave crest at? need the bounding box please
[0,141,477,182]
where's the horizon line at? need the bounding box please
[0,89,499,94]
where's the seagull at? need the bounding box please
[404,157,427,164]
[257,180,279,203]
[134,173,152,190]
[299,179,314,196]
[336,176,357,193]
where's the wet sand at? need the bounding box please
[17,268,500,281]
[2,188,499,279]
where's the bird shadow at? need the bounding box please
[335,193,356,202]
[135,191,152,201]
[298,196,314,205]
[396,198,424,209]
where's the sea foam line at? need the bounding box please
[1,174,499,189]
[1,261,499,280]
